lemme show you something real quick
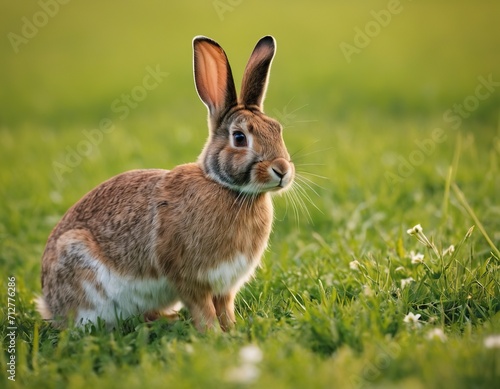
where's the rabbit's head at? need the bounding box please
[194,36,294,195]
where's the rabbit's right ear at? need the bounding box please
[193,36,237,126]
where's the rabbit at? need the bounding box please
[36,35,294,332]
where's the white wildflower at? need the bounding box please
[406,224,423,236]
[410,251,424,264]
[239,344,263,364]
[349,260,361,271]
[442,245,455,256]
[484,335,500,349]
[426,328,447,342]
[401,277,415,288]
[403,312,422,328]
[403,312,421,323]
[406,224,440,257]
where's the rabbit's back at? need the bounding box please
[43,169,168,277]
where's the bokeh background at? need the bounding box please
[1,0,499,289]
[2,0,500,122]
[1,1,500,387]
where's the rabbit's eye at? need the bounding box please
[232,131,248,147]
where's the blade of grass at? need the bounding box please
[451,183,500,260]
[442,133,461,229]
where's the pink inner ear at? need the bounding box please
[195,42,228,112]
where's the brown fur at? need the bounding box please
[39,36,293,331]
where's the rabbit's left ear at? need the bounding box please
[240,36,276,111]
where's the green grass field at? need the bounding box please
[1,1,500,388]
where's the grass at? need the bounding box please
[1,0,500,388]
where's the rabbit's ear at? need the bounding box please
[240,36,276,111]
[193,36,237,124]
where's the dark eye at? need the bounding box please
[232,131,248,147]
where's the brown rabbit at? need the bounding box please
[37,35,294,331]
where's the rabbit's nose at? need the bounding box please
[270,158,290,180]
[272,168,285,179]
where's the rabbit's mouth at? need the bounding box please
[268,157,294,191]
[236,158,295,194]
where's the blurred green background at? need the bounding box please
[1,1,500,387]
[2,0,500,124]
[1,0,500,279]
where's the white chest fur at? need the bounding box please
[202,253,258,295]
